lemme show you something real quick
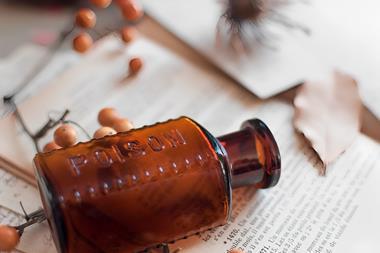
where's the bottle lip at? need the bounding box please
[241,119,281,188]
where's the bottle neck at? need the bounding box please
[217,119,281,189]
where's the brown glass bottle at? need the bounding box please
[34,117,280,253]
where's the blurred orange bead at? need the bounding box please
[43,141,61,153]
[121,0,143,21]
[93,127,117,139]
[129,57,143,75]
[230,250,244,253]
[90,0,112,8]
[0,225,19,251]
[75,8,96,29]
[113,118,133,132]
[98,107,120,127]
[73,33,93,53]
[120,26,136,43]
[54,124,77,148]
[115,0,127,6]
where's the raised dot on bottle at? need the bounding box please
[184,158,191,167]
[116,178,124,190]
[73,191,81,202]
[102,183,110,194]
[88,187,96,197]
[58,195,65,208]
[171,162,178,173]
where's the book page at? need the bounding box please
[1,101,378,253]
[141,0,320,98]
[0,35,260,181]
[141,0,380,117]
[167,102,380,253]
[0,43,79,117]
[0,36,379,253]
[0,169,56,253]
[0,35,260,252]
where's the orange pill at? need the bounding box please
[43,141,61,153]
[0,225,20,252]
[121,0,143,21]
[120,26,136,43]
[54,124,77,148]
[93,127,117,139]
[98,107,120,127]
[113,118,134,132]
[129,57,143,75]
[90,0,112,8]
[75,8,96,29]
[73,33,93,53]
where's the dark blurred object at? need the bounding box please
[3,0,79,6]
[217,0,309,52]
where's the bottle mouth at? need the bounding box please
[217,118,281,189]
[242,119,281,188]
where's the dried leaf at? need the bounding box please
[294,71,362,174]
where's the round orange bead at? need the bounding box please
[115,0,127,6]
[113,118,133,132]
[90,0,112,8]
[75,8,96,29]
[98,107,120,127]
[230,250,244,253]
[73,33,93,53]
[120,26,136,43]
[129,57,143,75]
[43,141,61,153]
[93,127,117,139]
[0,225,19,251]
[121,0,143,21]
[54,124,77,148]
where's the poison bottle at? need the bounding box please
[34,116,281,253]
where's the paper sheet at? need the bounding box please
[0,36,379,253]
[0,169,56,253]
[0,44,79,117]
[0,35,260,253]
[1,100,379,253]
[141,0,380,116]
[0,35,260,180]
[168,102,380,253]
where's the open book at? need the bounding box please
[141,0,380,119]
[0,36,379,252]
